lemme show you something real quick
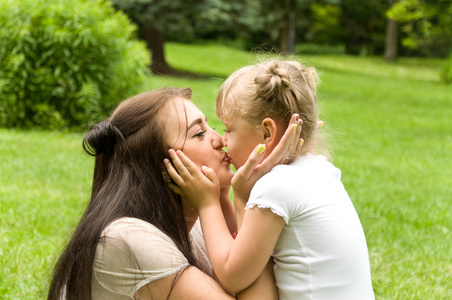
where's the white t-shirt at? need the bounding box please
[247,154,374,300]
[91,217,212,299]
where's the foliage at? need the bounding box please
[0,0,150,129]
[387,0,452,57]
[339,0,389,55]
[111,0,262,42]
[111,0,347,54]
[307,2,344,45]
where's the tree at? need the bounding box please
[340,0,389,55]
[280,1,297,55]
[387,0,452,57]
[111,0,193,74]
[385,0,399,61]
[254,0,340,55]
[388,0,452,83]
[112,0,262,75]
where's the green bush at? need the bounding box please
[0,0,150,128]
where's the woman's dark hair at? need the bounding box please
[48,87,200,299]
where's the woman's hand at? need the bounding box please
[232,113,304,202]
[164,149,220,210]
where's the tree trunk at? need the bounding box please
[280,20,289,55]
[146,26,173,74]
[384,1,398,62]
[280,10,296,55]
[288,11,296,54]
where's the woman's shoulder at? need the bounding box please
[105,216,157,229]
[97,217,189,271]
[101,217,181,254]
[94,219,190,298]
[103,217,169,238]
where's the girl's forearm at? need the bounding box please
[232,194,247,230]
[236,259,278,300]
[198,204,254,293]
[199,201,284,294]
[220,191,237,234]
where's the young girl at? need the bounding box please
[166,60,375,299]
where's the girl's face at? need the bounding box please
[164,98,234,188]
[221,118,262,170]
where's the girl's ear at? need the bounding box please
[261,118,279,149]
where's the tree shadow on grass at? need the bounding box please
[150,64,226,80]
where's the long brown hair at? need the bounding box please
[48,87,201,299]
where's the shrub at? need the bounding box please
[0,0,150,128]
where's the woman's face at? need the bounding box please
[163,98,234,188]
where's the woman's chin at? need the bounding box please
[219,171,234,188]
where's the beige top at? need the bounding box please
[91,217,212,299]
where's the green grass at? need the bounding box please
[1,43,451,299]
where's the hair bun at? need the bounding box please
[255,61,291,101]
[83,120,124,156]
[301,66,319,94]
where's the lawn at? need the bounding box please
[1,43,451,299]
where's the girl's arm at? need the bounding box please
[165,119,300,293]
[136,266,234,300]
[236,259,278,300]
[166,151,284,294]
[136,262,277,300]
[220,186,237,234]
[196,195,285,293]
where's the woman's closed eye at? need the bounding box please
[193,130,207,138]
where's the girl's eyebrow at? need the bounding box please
[187,117,207,130]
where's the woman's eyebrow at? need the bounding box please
[187,117,207,130]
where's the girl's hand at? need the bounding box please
[232,114,304,202]
[164,149,220,210]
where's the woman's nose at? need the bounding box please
[222,134,228,147]
[211,129,224,149]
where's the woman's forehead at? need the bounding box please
[163,97,205,148]
[170,97,203,120]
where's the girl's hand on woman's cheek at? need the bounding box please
[164,149,220,210]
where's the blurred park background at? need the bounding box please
[0,0,451,299]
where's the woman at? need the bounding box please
[48,87,300,299]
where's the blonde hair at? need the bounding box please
[216,59,324,155]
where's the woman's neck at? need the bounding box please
[183,206,198,232]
